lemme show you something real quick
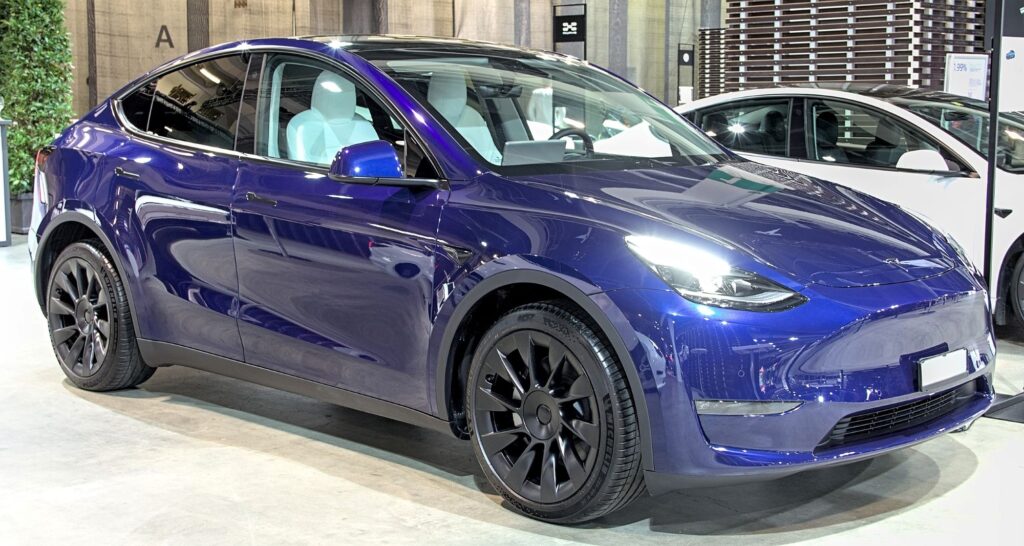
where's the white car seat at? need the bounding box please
[287,71,379,165]
[427,69,503,164]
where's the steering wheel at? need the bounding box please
[549,127,594,155]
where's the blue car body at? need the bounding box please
[30,36,994,494]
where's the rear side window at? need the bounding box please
[120,81,155,131]
[696,99,791,157]
[146,55,249,150]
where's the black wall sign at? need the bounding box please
[678,46,694,66]
[989,1,1024,40]
[553,14,586,43]
[1005,0,1024,37]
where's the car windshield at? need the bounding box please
[891,96,1024,173]
[360,49,728,174]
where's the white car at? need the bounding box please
[677,85,1024,327]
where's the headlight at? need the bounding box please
[625,235,807,312]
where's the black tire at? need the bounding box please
[45,240,154,391]
[1010,255,1024,330]
[466,301,645,523]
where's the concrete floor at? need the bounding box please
[1,235,1023,545]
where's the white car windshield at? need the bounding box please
[361,49,727,173]
[893,97,1024,173]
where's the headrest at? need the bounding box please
[311,71,356,120]
[815,110,840,143]
[816,110,839,129]
[704,113,729,133]
[764,110,786,129]
[427,69,469,124]
[527,87,553,124]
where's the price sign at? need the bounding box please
[944,53,989,100]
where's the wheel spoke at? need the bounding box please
[564,418,599,448]
[559,374,595,404]
[479,429,524,456]
[73,263,87,299]
[59,269,78,300]
[84,333,96,370]
[92,331,107,363]
[94,285,108,309]
[491,349,526,394]
[49,296,75,317]
[504,443,537,493]
[513,331,538,388]
[95,318,110,339]
[557,434,587,484]
[84,268,96,301]
[544,343,567,390]
[64,335,86,367]
[52,325,78,345]
[539,440,558,502]
[476,386,519,413]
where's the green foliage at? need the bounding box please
[0,0,74,195]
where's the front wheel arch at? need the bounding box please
[434,269,655,472]
[995,235,1024,325]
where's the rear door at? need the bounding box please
[111,54,252,360]
[231,52,447,411]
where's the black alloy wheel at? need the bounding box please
[46,240,154,391]
[473,329,601,504]
[467,302,646,523]
[48,256,111,378]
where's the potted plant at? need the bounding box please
[0,0,74,234]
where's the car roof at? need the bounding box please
[680,84,989,112]
[301,34,560,59]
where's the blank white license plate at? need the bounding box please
[919,349,969,390]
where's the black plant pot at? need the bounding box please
[9,192,32,235]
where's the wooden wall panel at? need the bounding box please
[388,0,453,37]
[208,0,296,44]
[699,0,988,97]
[91,0,188,103]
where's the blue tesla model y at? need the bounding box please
[29,36,994,523]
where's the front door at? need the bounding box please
[754,98,985,268]
[232,53,447,412]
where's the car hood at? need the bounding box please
[515,161,955,288]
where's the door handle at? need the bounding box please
[995,208,1013,219]
[114,166,141,180]
[245,191,277,207]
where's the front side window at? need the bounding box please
[360,50,727,173]
[696,99,791,156]
[256,55,400,168]
[146,55,249,150]
[806,99,961,171]
[896,98,1024,173]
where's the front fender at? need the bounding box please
[428,257,658,471]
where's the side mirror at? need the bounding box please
[329,140,404,181]
[896,149,949,172]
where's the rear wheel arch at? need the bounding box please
[35,212,142,339]
[435,269,654,470]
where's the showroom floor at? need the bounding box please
[1,236,1022,545]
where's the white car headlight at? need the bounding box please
[625,235,807,312]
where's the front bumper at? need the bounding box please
[597,266,995,492]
